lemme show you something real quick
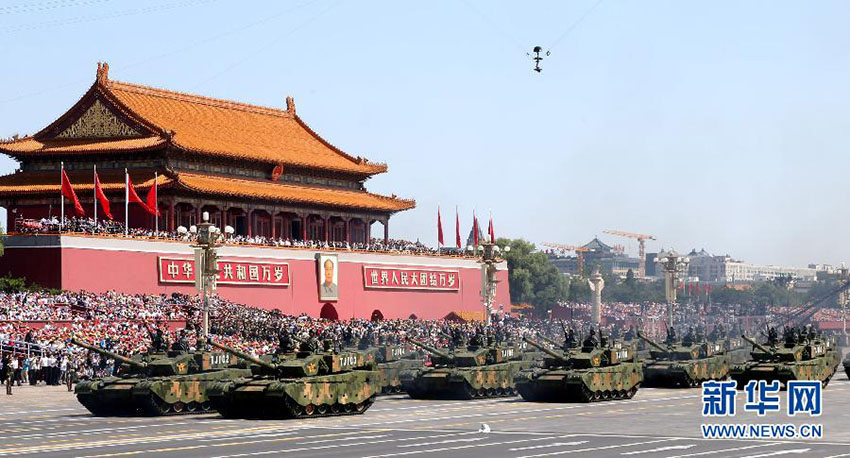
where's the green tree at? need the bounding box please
[498,238,570,312]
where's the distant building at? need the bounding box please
[547,237,640,278]
[686,248,816,283]
[644,252,658,277]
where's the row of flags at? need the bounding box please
[435,207,495,249]
[60,162,161,234]
[680,281,712,296]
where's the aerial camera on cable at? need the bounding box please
[528,46,550,73]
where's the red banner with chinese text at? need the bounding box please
[363,266,460,291]
[158,257,290,286]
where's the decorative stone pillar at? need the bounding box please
[587,266,605,328]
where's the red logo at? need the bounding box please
[271,165,284,181]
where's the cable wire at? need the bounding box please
[191,0,345,90]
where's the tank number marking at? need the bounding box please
[616,350,629,360]
[339,355,358,367]
[390,348,407,358]
[501,349,515,358]
[211,354,231,365]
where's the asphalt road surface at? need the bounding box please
[2,378,850,458]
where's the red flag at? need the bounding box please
[145,175,160,216]
[472,213,479,246]
[436,207,444,246]
[61,169,85,216]
[488,216,494,242]
[455,209,461,249]
[127,174,153,214]
[93,171,112,219]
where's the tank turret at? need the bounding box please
[209,340,277,371]
[636,332,667,352]
[742,335,773,355]
[407,339,451,360]
[71,338,147,369]
[522,337,568,363]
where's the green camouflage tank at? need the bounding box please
[637,332,730,388]
[514,336,643,402]
[207,340,380,418]
[357,344,425,394]
[730,334,840,388]
[401,339,533,399]
[71,338,251,416]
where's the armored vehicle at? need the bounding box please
[730,332,840,388]
[401,339,531,399]
[637,332,729,387]
[71,338,251,416]
[358,344,425,394]
[207,340,380,418]
[514,335,643,402]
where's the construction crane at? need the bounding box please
[602,230,656,279]
[542,242,590,275]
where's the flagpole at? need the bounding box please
[60,162,64,231]
[93,164,97,230]
[124,168,129,236]
[154,172,159,233]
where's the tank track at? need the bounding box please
[216,395,376,419]
[730,372,833,390]
[76,394,214,416]
[406,384,517,400]
[517,383,639,403]
[380,385,405,395]
[643,371,728,388]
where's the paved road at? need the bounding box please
[2,378,850,458]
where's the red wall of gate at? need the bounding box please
[1,235,510,321]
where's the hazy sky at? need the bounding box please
[0,0,848,267]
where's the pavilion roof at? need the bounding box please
[174,172,414,212]
[0,169,415,213]
[0,63,388,176]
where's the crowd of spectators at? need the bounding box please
[1,288,846,392]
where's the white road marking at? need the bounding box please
[509,441,589,451]
[738,449,811,458]
[396,437,485,448]
[516,438,681,458]
[295,434,390,444]
[621,444,696,455]
[667,443,783,458]
[359,436,566,458]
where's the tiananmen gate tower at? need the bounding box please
[0,63,510,321]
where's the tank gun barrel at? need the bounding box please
[209,340,276,370]
[70,338,146,368]
[742,335,773,354]
[407,339,451,359]
[522,337,568,361]
[538,334,562,348]
[636,332,667,352]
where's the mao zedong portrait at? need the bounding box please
[321,258,338,297]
